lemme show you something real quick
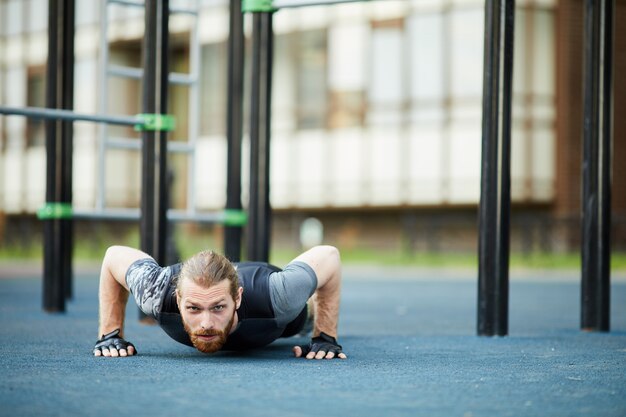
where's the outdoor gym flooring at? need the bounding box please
[1,264,625,417]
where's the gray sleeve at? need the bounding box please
[125,258,175,320]
[268,261,318,327]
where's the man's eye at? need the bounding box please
[213,305,225,311]
[187,306,199,311]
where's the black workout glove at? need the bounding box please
[93,329,136,356]
[299,332,343,358]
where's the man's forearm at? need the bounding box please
[313,272,341,338]
[97,265,129,337]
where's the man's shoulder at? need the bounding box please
[128,256,158,271]
[235,261,281,274]
[234,262,281,290]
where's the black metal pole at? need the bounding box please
[43,0,62,312]
[247,12,273,262]
[140,0,169,318]
[581,0,613,332]
[477,0,515,336]
[61,0,75,300]
[224,0,245,262]
[43,0,74,312]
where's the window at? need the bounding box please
[199,41,227,136]
[25,0,47,32]
[369,19,404,104]
[408,12,445,103]
[328,90,365,129]
[295,29,327,130]
[368,19,405,126]
[5,0,23,36]
[450,8,484,98]
[267,29,329,132]
[327,23,368,129]
[26,67,46,147]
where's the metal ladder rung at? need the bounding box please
[108,65,197,85]
[106,136,141,150]
[73,208,225,223]
[107,65,142,79]
[169,72,198,85]
[108,0,198,15]
[169,7,198,16]
[168,142,194,153]
[108,0,143,8]
[105,136,195,153]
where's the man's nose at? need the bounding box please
[200,312,213,330]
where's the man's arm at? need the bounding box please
[291,245,347,360]
[94,245,151,357]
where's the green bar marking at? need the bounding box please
[223,209,248,226]
[134,114,176,131]
[37,202,73,220]
[242,0,276,12]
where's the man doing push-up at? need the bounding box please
[93,244,346,360]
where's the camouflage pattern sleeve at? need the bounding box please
[125,258,176,320]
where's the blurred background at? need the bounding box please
[0,0,624,269]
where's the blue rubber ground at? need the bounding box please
[1,267,625,417]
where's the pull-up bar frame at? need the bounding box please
[240,0,616,335]
[0,0,178,313]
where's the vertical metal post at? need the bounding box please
[581,0,613,332]
[43,0,74,312]
[140,0,169,318]
[61,0,75,300]
[477,0,515,336]
[97,0,109,213]
[247,12,274,262]
[44,0,62,312]
[224,0,245,262]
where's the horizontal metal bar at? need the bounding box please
[104,137,193,153]
[73,208,139,221]
[169,6,198,15]
[169,210,228,223]
[273,0,369,9]
[106,136,141,150]
[107,0,196,14]
[72,208,228,223]
[108,65,142,79]
[108,65,196,85]
[0,106,140,126]
[168,72,197,85]
[168,141,194,152]
[108,0,144,8]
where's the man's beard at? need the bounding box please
[183,312,235,354]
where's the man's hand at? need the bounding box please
[93,329,136,357]
[293,332,347,360]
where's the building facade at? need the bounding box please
[0,0,624,254]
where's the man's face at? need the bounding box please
[177,279,242,354]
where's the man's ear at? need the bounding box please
[175,289,181,307]
[235,286,243,309]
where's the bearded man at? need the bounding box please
[93,245,346,360]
